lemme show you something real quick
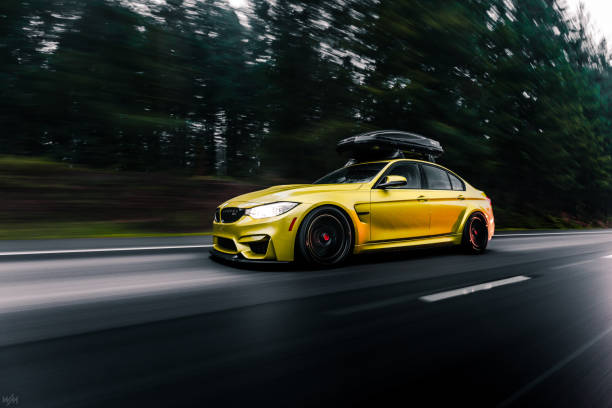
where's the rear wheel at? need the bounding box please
[296,206,353,266]
[461,213,488,254]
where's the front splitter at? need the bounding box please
[209,248,290,264]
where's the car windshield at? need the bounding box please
[313,162,387,184]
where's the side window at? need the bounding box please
[386,162,421,189]
[422,165,452,190]
[448,173,465,191]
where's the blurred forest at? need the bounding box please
[1,0,612,232]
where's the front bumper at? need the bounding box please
[211,207,302,262]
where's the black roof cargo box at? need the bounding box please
[337,130,444,163]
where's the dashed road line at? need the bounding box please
[419,276,531,303]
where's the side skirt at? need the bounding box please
[355,233,460,253]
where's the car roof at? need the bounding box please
[350,158,466,182]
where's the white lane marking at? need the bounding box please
[603,255,612,259]
[0,231,607,256]
[0,244,212,257]
[550,260,594,270]
[330,276,532,315]
[495,231,612,238]
[497,324,612,407]
[419,276,531,303]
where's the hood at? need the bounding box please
[224,184,362,207]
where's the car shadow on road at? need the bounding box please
[347,244,465,267]
[209,244,470,273]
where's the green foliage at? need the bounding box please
[0,155,260,237]
[1,0,611,227]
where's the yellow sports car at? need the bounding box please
[211,131,494,266]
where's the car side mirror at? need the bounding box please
[378,175,408,189]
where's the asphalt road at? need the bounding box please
[1,231,612,407]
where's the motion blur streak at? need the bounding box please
[497,324,612,408]
[495,231,612,237]
[2,0,612,238]
[2,231,612,406]
[0,244,212,257]
[0,270,249,313]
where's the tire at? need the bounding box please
[461,212,489,254]
[296,206,353,266]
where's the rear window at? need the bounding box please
[314,162,387,184]
[422,165,452,190]
[448,173,465,191]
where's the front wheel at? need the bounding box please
[461,213,489,254]
[296,206,353,267]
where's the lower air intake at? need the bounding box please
[217,237,237,252]
[249,239,269,255]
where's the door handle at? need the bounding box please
[457,195,465,200]
[417,195,428,202]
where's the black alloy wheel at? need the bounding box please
[297,206,353,266]
[461,213,488,254]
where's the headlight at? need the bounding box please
[245,202,299,219]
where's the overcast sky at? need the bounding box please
[565,0,612,44]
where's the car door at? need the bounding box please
[420,164,468,235]
[370,162,430,242]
